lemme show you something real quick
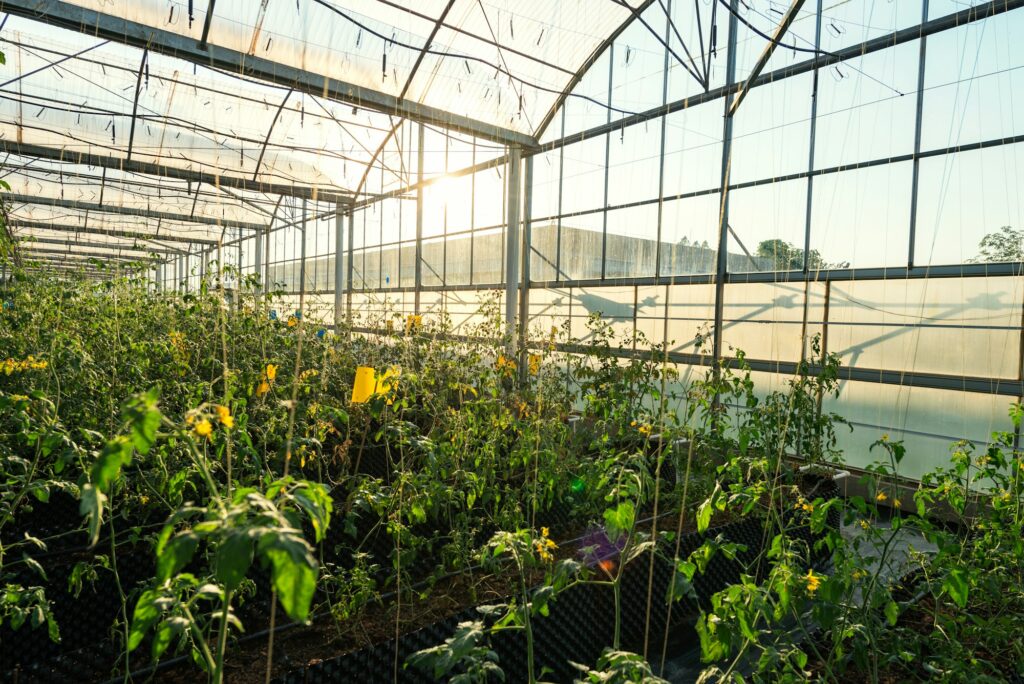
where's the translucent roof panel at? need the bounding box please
[7,204,232,244]
[58,0,647,138]
[2,154,277,227]
[0,17,403,196]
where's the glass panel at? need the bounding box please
[914,143,1024,266]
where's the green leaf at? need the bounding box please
[884,600,899,626]
[91,437,134,492]
[696,497,713,534]
[215,533,254,592]
[151,620,177,662]
[942,568,969,609]
[129,589,161,651]
[603,501,635,539]
[669,561,698,604]
[79,483,106,547]
[157,532,199,583]
[292,482,332,544]
[259,533,317,623]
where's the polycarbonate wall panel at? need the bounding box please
[827,278,1023,380]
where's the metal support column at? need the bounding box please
[711,0,741,366]
[334,207,345,329]
[254,225,264,292]
[300,198,308,298]
[346,210,355,324]
[415,123,425,314]
[518,155,534,371]
[800,0,824,361]
[505,146,523,342]
[600,46,614,281]
[654,0,672,282]
[907,0,930,268]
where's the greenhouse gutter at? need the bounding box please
[0,0,536,150]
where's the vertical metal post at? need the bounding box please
[518,155,534,372]
[800,0,824,361]
[264,215,272,290]
[346,209,355,323]
[334,207,345,329]
[600,45,614,281]
[711,0,741,366]
[555,107,566,282]
[300,198,308,297]
[907,0,930,268]
[655,0,672,281]
[415,123,425,314]
[254,225,264,292]
[505,146,523,342]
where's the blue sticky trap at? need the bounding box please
[294,310,302,320]
[269,309,278,320]
[385,275,390,284]
[316,329,326,339]
[2,301,12,310]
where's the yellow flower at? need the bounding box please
[541,527,550,538]
[528,353,541,375]
[216,405,234,428]
[287,316,298,327]
[893,498,901,509]
[859,519,871,531]
[265,364,278,381]
[194,419,213,438]
[638,424,652,436]
[875,491,888,502]
[255,380,270,396]
[804,569,821,594]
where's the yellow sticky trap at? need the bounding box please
[351,366,400,404]
[351,366,376,404]
[406,314,422,334]
[385,319,395,334]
